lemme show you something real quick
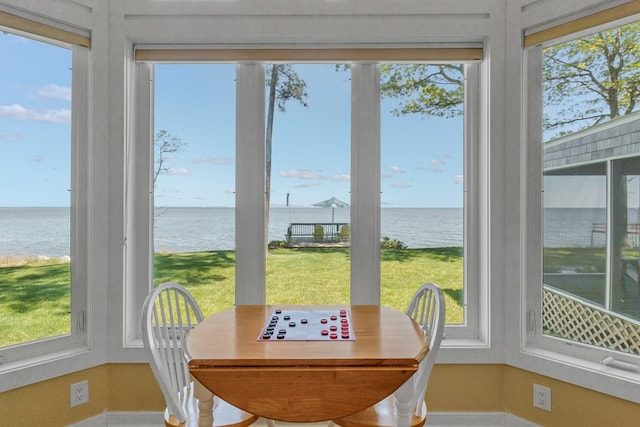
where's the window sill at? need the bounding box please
[0,345,97,393]
[513,343,640,404]
[439,337,502,363]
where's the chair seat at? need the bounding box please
[164,387,259,427]
[332,396,427,427]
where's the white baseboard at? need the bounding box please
[69,411,541,427]
[67,411,163,427]
[428,412,541,426]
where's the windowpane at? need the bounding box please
[542,22,640,355]
[543,170,607,306]
[265,64,350,305]
[0,33,72,348]
[615,158,640,320]
[153,64,236,316]
[379,64,465,324]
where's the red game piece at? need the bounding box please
[331,315,337,320]
[321,330,329,336]
[321,318,328,324]
[330,325,337,331]
[330,333,338,339]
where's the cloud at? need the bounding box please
[330,174,350,182]
[389,166,406,174]
[0,103,71,124]
[193,156,233,165]
[391,183,412,189]
[293,182,322,189]
[37,84,72,102]
[432,159,445,166]
[454,175,464,184]
[381,173,392,180]
[30,155,45,162]
[224,188,235,194]
[280,169,323,179]
[430,167,444,173]
[167,167,191,176]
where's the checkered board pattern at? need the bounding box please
[258,309,355,341]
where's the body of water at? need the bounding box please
[1,207,635,257]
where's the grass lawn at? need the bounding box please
[0,259,71,347]
[0,247,464,348]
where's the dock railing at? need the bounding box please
[591,222,640,246]
[286,223,349,244]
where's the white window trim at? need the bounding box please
[517,43,640,404]
[124,56,488,354]
[0,36,92,389]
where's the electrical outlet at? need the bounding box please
[533,384,551,411]
[70,380,89,407]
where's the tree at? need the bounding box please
[379,64,464,119]
[543,22,640,137]
[154,130,186,186]
[544,22,640,252]
[265,65,308,251]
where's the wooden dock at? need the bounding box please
[286,222,350,247]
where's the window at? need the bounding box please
[526,18,640,366]
[0,29,88,365]
[264,63,351,306]
[132,49,483,343]
[152,64,237,317]
[379,64,466,326]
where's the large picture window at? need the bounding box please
[132,49,482,342]
[0,29,88,364]
[527,18,640,362]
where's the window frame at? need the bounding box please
[126,51,487,348]
[0,30,90,369]
[522,26,640,391]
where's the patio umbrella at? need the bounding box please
[311,196,350,222]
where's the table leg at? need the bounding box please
[394,379,413,427]
[193,379,214,427]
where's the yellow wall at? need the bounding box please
[1,363,639,426]
[0,364,164,426]
[427,365,640,426]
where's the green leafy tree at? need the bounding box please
[543,22,640,257]
[265,65,308,251]
[379,64,464,118]
[543,22,640,137]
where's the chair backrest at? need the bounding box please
[142,282,204,424]
[340,224,350,240]
[405,282,445,418]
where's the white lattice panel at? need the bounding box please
[543,287,640,355]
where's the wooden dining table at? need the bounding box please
[185,304,429,425]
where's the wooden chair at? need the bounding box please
[142,282,261,427]
[338,224,350,242]
[314,224,325,241]
[331,283,445,427]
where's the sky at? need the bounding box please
[0,33,72,207]
[153,63,464,208]
[1,31,465,208]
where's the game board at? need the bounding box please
[258,308,355,341]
